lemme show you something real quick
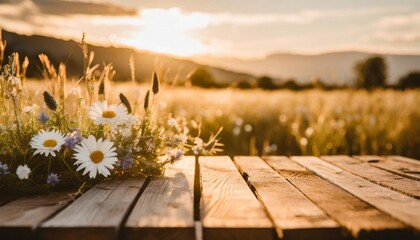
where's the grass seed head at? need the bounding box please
[144,90,150,110]
[119,93,132,113]
[98,81,105,95]
[43,91,58,111]
[152,72,159,94]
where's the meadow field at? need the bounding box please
[24,80,420,159]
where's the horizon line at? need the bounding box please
[2,28,420,61]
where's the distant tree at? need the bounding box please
[311,77,325,89]
[189,68,216,88]
[398,72,420,89]
[257,76,277,90]
[354,56,387,90]
[235,80,254,89]
[282,79,299,90]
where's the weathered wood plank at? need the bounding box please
[199,156,273,240]
[0,191,76,240]
[355,155,420,181]
[388,156,420,165]
[124,156,195,240]
[234,156,342,240]
[291,156,420,231]
[321,155,420,199]
[265,156,413,240]
[40,178,146,240]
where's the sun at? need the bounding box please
[120,8,212,57]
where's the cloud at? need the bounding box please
[0,2,418,57]
[363,31,420,43]
[0,0,137,16]
[376,12,420,27]
[207,6,409,26]
[362,12,420,43]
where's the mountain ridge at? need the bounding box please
[1,30,255,84]
[3,29,420,86]
[193,51,420,85]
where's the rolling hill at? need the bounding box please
[1,30,255,85]
[3,30,420,86]
[193,52,420,85]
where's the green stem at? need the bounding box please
[62,158,82,183]
[47,157,52,174]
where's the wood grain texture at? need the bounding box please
[265,156,413,240]
[321,155,420,199]
[291,156,420,231]
[388,156,420,165]
[199,156,273,240]
[40,178,146,240]
[234,156,342,240]
[355,155,420,181]
[123,156,195,240]
[0,191,76,240]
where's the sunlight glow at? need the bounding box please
[121,8,212,56]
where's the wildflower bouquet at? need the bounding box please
[0,38,222,194]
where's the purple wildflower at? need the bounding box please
[120,154,134,170]
[0,162,8,176]
[168,149,183,163]
[64,130,83,149]
[38,112,49,124]
[47,173,60,185]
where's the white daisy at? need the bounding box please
[16,165,31,180]
[88,101,129,126]
[30,130,66,157]
[73,135,118,179]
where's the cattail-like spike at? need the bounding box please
[98,81,105,95]
[144,90,150,110]
[98,80,105,101]
[152,72,159,94]
[43,91,58,111]
[119,93,132,113]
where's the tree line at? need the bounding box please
[189,56,420,90]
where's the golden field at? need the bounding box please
[24,80,420,159]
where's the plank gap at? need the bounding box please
[40,178,147,240]
[200,156,274,240]
[0,191,79,240]
[321,156,420,199]
[291,156,420,231]
[194,156,201,221]
[234,156,343,240]
[117,177,150,240]
[265,156,415,240]
[123,156,196,240]
[355,156,420,181]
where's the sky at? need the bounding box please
[0,0,420,58]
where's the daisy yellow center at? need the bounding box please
[102,110,116,118]
[90,150,104,164]
[43,139,57,148]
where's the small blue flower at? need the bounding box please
[168,149,184,163]
[0,162,8,176]
[47,173,60,186]
[120,154,133,170]
[64,130,83,149]
[38,111,49,124]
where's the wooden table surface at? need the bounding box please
[0,155,419,240]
